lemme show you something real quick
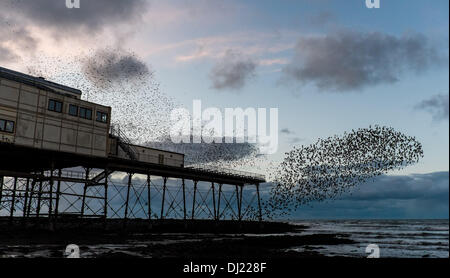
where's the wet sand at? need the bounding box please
[0,218,354,258]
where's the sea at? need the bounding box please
[290,219,449,258]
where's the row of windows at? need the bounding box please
[48,99,108,123]
[0,119,15,133]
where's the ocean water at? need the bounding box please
[290,219,449,258]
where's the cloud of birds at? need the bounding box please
[261,125,424,219]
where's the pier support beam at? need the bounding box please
[160,177,167,219]
[239,185,243,221]
[27,180,35,217]
[256,183,262,221]
[80,168,90,217]
[211,182,216,220]
[235,185,241,221]
[9,177,17,221]
[124,172,133,219]
[182,179,186,220]
[147,174,151,220]
[36,174,43,218]
[103,168,109,222]
[0,176,3,206]
[23,178,30,218]
[217,183,222,220]
[48,167,54,217]
[54,170,62,218]
[191,180,198,220]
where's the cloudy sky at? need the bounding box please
[0,0,448,218]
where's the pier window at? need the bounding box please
[0,119,15,133]
[79,107,92,120]
[48,99,63,113]
[96,111,108,123]
[69,104,78,116]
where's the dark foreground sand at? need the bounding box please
[0,218,354,258]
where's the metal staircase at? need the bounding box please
[110,124,138,161]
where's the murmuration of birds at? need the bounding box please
[259,125,424,219]
[25,50,267,168]
[23,54,425,221]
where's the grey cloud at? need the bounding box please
[2,0,148,35]
[0,15,38,63]
[0,45,18,63]
[308,11,336,27]
[415,94,449,121]
[82,48,151,88]
[283,31,445,92]
[280,128,293,135]
[288,137,303,144]
[210,50,257,90]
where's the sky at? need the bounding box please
[0,0,448,219]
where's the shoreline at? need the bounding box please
[0,218,355,258]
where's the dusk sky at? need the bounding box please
[0,0,448,219]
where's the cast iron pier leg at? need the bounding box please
[54,170,62,218]
[256,183,262,221]
[0,176,3,207]
[191,180,198,220]
[160,177,167,219]
[124,172,133,219]
[217,184,222,220]
[80,168,90,217]
[10,177,17,221]
[212,182,216,220]
[182,179,186,220]
[235,185,241,221]
[239,185,243,221]
[147,174,151,220]
[27,180,36,217]
[23,178,30,218]
[103,168,109,223]
[36,175,43,218]
[48,168,54,217]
